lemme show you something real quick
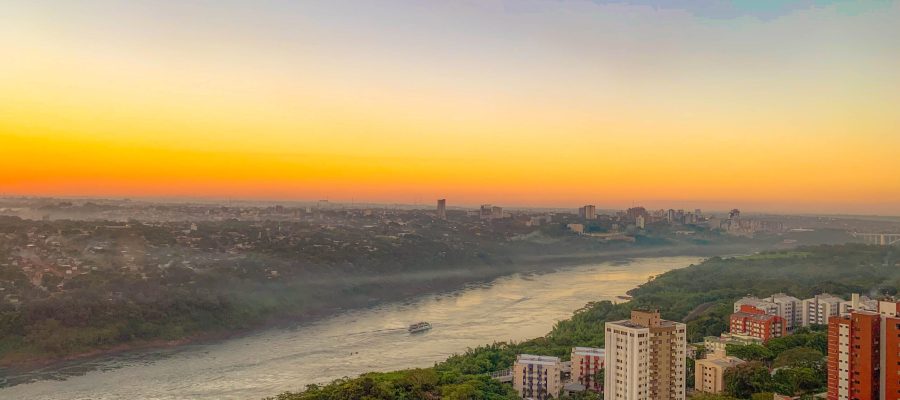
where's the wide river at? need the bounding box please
[0,256,701,400]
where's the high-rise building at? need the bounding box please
[802,294,844,326]
[480,204,493,220]
[729,305,786,342]
[828,311,881,400]
[513,354,563,400]
[694,348,745,394]
[827,300,900,400]
[666,209,676,224]
[579,205,597,220]
[878,301,900,400]
[571,347,604,393]
[604,309,687,400]
[627,207,648,221]
[436,199,447,220]
[636,215,646,229]
[491,206,504,219]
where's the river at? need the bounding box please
[0,256,702,400]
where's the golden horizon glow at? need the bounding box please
[2,1,899,214]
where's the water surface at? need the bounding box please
[0,256,701,400]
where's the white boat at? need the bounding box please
[408,321,432,333]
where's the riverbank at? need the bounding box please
[0,255,702,398]
[266,243,888,400]
[0,242,763,374]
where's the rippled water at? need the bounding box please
[0,256,701,400]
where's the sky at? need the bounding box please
[1,0,899,214]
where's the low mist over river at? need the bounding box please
[0,256,701,399]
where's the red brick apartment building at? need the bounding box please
[729,305,786,342]
[827,301,900,400]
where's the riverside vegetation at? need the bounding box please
[0,212,790,366]
[265,244,896,400]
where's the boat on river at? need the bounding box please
[408,322,432,333]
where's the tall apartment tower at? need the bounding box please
[828,311,881,400]
[604,310,687,400]
[436,199,447,220]
[513,354,562,400]
[579,205,597,220]
[827,301,900,400]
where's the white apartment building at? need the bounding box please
[767,293,802,331]
[801,293,844,326]
[733,296,779,314]
[513,354,562,400]
[734,293,807,331]
[839,293,878,314]
[604,310,686,400]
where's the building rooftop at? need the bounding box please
[516,354,561,366]
[700,356,745,368]
[732,311,781,322]
[608,318,679,329]
[807,293,844,303]
[572,347,604,356]
[769,293,801,302]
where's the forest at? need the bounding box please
[265,244,896,399]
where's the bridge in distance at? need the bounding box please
[852,232,900,246]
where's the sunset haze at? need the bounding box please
[2,0,899,214]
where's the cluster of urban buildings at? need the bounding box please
[696,292,892,399]
[433,199,785,239]
[704,292,879,352]
[510,310,688,400]
[509,292,896,400]
[511,347,605,399]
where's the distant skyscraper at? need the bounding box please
[579,205,597,220]
[627,207,648,221]
[480,204,493,220]
[491,206,503,219]
[636,215,645,229]
[436,199,447,220]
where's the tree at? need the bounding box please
[724,361,773,399]
[441,383,477,400]
[772,347,824,369]
[691,394,737,400]
[726,344,773,362]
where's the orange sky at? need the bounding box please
[2,1,899,214]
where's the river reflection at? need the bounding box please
[0,256,701,400]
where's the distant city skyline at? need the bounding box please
[3,193,898,217]
[2,1,898,215]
